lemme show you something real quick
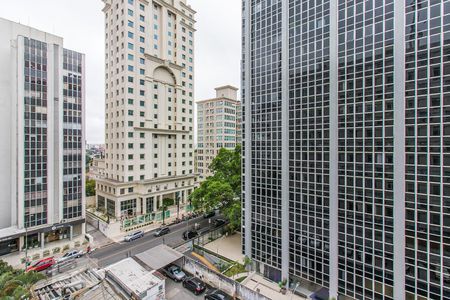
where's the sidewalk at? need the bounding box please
[107,216,176,243]
[86,224,114,249]
[203,232,244,263]
[1,236,86,268]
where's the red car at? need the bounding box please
[26,257,56,272]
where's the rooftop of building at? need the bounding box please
[196,85,240,104]
[215,85,239,91]
[104,258,163,296]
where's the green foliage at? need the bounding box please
[162,198,174,207]
[159,198,174,224]
[190,145,242,229]
[278,278,287,288]
[86,179,96,197]
[208,145,242,194]
[0,261,45,298]
[243,256,252,269]
[223,263,246,277]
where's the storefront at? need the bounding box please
[44,227,71,243]
[0,238,19,256]
[23,233,40,249]
[0,219,85,256]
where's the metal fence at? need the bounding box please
[121,211,170,229]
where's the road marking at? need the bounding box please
[93,216,221,266]
[95,223,191,265]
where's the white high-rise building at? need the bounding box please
[97,0,196,226]
[0,18,86,257]
[196,86,240,179]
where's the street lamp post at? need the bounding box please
[176,194,180,220]
[24,226,28,271]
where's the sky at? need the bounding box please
[0,0,242,144]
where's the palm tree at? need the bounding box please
[0,262,45,298]
[160,198,174,225]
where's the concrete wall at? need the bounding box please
[0,18,15,229]
[183,257,270,300]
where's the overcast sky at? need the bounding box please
[0,0,241,143]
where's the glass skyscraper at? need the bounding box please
[242,1,450,299]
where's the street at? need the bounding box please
[89,214,221,267]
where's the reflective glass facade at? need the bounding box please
[21,40,85,229]
[337,1,395,299]
[248,0,283,278]
[404,1,450,299]
[63,49,84,220]
[288,0,331,287]
[24,38,49,228]
[243,0,450,299]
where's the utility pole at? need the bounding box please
[24,226,28,270]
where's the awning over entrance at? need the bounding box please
[134,244,184,270]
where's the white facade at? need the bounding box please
[196,86,240,179]
[0,18,85,256]
[97,0,196,226]
[89,157,106,180]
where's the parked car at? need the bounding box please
[203,211,216,219]
[183,277,206,295]
[163,264,186,282]
[124,230,144,242]
[205,289,232,300]
[154,226,170,237]
[26,257,56,272]
[213,219,227,228]
[182,230,198,240]
[57,249,84,263]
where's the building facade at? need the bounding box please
[0,18,85,256]
[242,1,450,300]
[197,86,240,179]
[97,0,196,224]
[88,157,106,180]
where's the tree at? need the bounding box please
[191,181,234,213]
[86,179,96,197]
[160,198,174,224]
[209,145,241,195]
[0,261,45,298]
[189,145,242,229]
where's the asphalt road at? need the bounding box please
[89,214,222,267]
